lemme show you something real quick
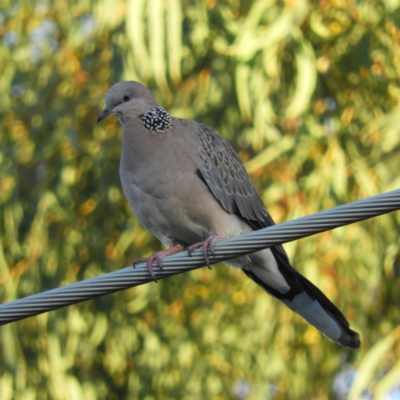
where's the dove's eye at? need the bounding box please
[122,93,131,102]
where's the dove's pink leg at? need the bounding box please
[133,244,184,281]
[188,234,222,267]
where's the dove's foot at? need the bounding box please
[188,234,222,268]
[133,245,184,281]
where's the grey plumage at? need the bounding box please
[97,81,360,349]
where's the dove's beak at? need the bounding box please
[96,107,113,124]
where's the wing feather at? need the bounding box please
[197,124,270,230]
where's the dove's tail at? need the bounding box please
[242,246,360,349]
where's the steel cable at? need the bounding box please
[0,188,399,325]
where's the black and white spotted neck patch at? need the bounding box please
[139,106,174,132]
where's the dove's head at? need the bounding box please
[97,81,158,124]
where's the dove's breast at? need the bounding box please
[119,123,249,247]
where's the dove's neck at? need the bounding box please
[139,106,174,132]
[120,108,175,173]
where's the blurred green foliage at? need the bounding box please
[1,0,400,398]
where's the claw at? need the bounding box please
[188,234,222,268]
[133,244,184,281]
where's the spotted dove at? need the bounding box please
[97,81,360,349]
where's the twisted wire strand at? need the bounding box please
[0,189,399,325]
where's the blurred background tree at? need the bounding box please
[1,0,400,398]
